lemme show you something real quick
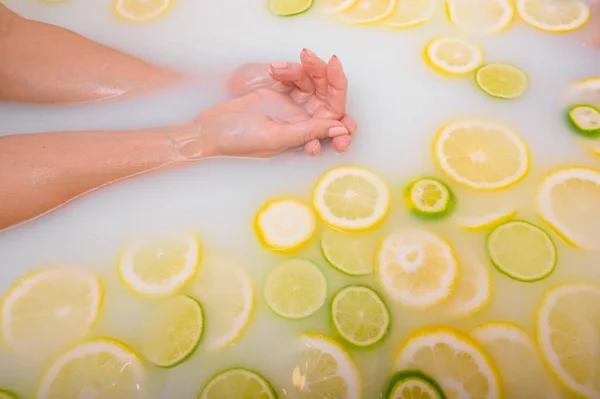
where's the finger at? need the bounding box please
[332,135,352,152]
[300,49,329,98]
[269,62,315,94]
[323,55,348,118]
[276,118,348,149]
[304,139,322,156]
[341,114,358,135]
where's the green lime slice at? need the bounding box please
[384,370,446,399]
[331,285,390,347]
[321,229,376,276]
[269,0,313,16]
[264,259,327,319]
[200,368,276,399]
[475,63,528,100]
[405,178,453,217]
[487,220,557,282]
[0,390,19,399]
[567,105,600,137]
[141,295,203,367]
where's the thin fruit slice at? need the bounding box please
[424,36,484,75]
[269,0,313,16]
[255,199,316,252]
[394,327,501,399]
[446,0,515,34]
[487,220,557,282]
[0,391,18,399]
[457,208,517,232]
[376,229,458,308]
[264,259,327,319]
[433,119,530,190]
[200,368,276,399]
[567,105,600,137]
[331,285,390,347]
[476,63,528,100]
[312,166,390,231]
[0,269,102,355]
[405,177,453,217]
[118,232,200,297]
[536,167,600,248]
[291,333,361,398]
[338,0,398,24]
[565,78,600,109]
[114,0,172,22]
[437,257,492,317]
[517,0,590,33]
[141,295,203,368]
[325,0,359,13]
[37,339,146,399]
[536,284,600,398]
[383,370,446,399]
[191,256,254,350]
[383,0,437,28]
[472,322,561,399]
[321,229,376,276]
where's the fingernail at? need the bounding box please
[329,126,348,137]
[270,62,288,70]
[303,48,317,58]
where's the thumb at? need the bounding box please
[276,118,349,149]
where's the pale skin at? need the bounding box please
[0,5,357,231]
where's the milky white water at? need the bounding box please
[1,0,600,398]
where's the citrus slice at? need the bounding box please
[446,0,515,34]
[383,0,437,28]
[331,285,390,347]
[567,105,600,137]
[113,0,172,22]
[37,339,146,399]
[457,208,517,232]
[433,119,530,190]
[0,391,18,399]
[516,0,590,33]
[471,321,561,399]
[312,166,390,231]
[536,283,600,398]
[424,36,484,75]
[255,199,316,252]
[394,327,501,399]
[383,370,446,399]
[536,167,600,248]
[405,177,453,217]
[475,63,529,99]
[338,0,398,24]
[291,333,361,398]
[269,0,313,16]
[0,269,102,355]
[565,78,600,109]
[264,259,327,319]
[321,229,376,276]
[325,0,359,13]
[438,257,492,317]
[190,256,254,350]
[376,229,458,308]
[118,232,201,297]
[487,220,557,282]
[141,295,203,368]
[200,368,276,399]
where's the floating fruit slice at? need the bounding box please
[118,232,201,297]
[457,208,517,232]
[536,283,600,399]
[0,269,102,355]
[516,0,590,33]
[536,167,600,248]
[269,0,313,16]
[325,0,359,13]
[476,63,529,99]
[0,391,18,399]
[141,295,203,368]
[264,259,327,319]
[338,0,397,24]
[567,105,600,137]
[424,36,484,75]
[255,199,316,252]
[405,177,453,217]
[113,0,172,22]
[37,339,146,399]
[376,229,458,308]
[200,368,277,399]
[321,229,376,276]
[565,78,600,109]
[394,327,501,399]
[383,0,437,28]
[438,257,492,317]
[331,285,390,347]
[383,370,446,399]
[312,166,390,231]
[433,119,530,190]
[446,0,515,34]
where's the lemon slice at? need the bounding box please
[0,269,102,356]
[200,368,277,399]
[325,0,359,13]
[536,283,600,398]
[118,232,201,297]
[405,177,454,217]
[384,370,445,399]
[516,0,590,33]
[476,63,529,99]
[433,119,530,190]
[424,36,484,75]
[269,0,313,16]
[457,208,517,232]
[141,295,203,368]
[190,256,254,350]
[264,259,327,319]
[0,391,18,399]
[291,333,361,398]
[37,339,146,399]
[472,321,561,399]
[114,0,172,22]
[567,105,600,137]
[438,257,492,317]
[383,0,437,28]
[394,327,501,399]
[255,199,316,252]
[331,285,390,347]
[446,0,515,34]
[376,229,458,308]
[321,229,376,276]
[312,166,390,231]
[536,167,600,248]
[338,0,398,24]
[566,78,600,109]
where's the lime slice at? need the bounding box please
[567,105,600,137]
[321,229,375,276]
[264,259,327,319]
[384,370,446,399]
[200,368,276,399]
[331,286,390,347]
[0,391,18,399]
[269,0,313,16]
[487,220,557,282]
[141,295,203,368]
[475,63,528,99]
[405,178,453,217]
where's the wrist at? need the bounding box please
[166,122,217,161]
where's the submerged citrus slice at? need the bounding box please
[269,0,313,16]
[476,63,528,99]
[325,0,359,13]
[567,105,600,137]
[565,78,600,109]
[383,0,437,28]
[405,177,453,217]
[321,229,376,276]
[433,119,530,190]
[200,368,276,399]
[438,256,492,317]
[255,199,316,252]
[425,36,484,75]
[114,0,172,22]
[0,391,18,399]
[338,0,398,24]
[457,208,517,232]
[376,229,458,308]
[383,370,446,399]
[516,0,590,33]
[536,284,600,399]
[446,0,515,34]
[312,166,390,231]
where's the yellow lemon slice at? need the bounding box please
[383,0,437,28]
[446,0,515,34]
[438,256,492,317]
[433,119,530,190]
[566,78,600,109]
[325,0,359,13]
[255,199,316,252]
[200,368,277,399]
[457,208,517,231]
[425,36,484,75]
[516,0,590,33]
[114,0,172,22]
[339,0,398,24]
[475,63,529,99]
